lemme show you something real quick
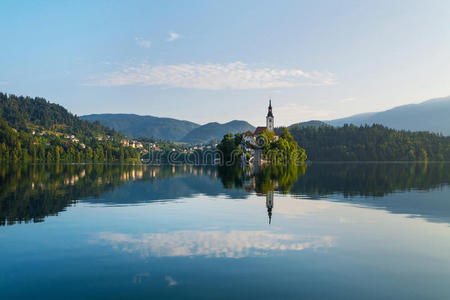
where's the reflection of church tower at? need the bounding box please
[266,191,274,224]
[266,99,274,131]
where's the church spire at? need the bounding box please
[266,98,274,131]
[267,99,273,118]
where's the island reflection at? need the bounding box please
[1,162,450,226]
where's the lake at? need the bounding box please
[0,163,449,299]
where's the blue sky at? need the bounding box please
[1,0,449,126]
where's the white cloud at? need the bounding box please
[88,61,336,90]
[93,230,334,258]
[135,37,151,48]
[167,31,180,42]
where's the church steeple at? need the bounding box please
[266,99,274,131]
[267,99,273,118]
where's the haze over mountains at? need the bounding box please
[81,114,199,141]
[327,96,450,135]
[82,96,450,142]
[81,114,255,143]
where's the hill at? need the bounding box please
[81,114,200,141]
[289,120,328,129]
[182,120,255,143]
[328,96,450,135]
[0,93,117,138]
[0,93,140,162]
[81,114,255,143]
[286,123,450,161]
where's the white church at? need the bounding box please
[243,99,277,144]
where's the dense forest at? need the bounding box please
[0,93,140,162]
[286,124,450,161]
[0,93,117,136]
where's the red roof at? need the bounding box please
[254,126,267,135]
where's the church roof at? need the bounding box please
[254,126,267,135]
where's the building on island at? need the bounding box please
[241,99,278,166]
[253,99,275,136]
[244,99,277,144]
[245,99,278,144]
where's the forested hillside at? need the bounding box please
[81,114,200,141]
[82,114,255,143]
[0,93,117,137]
[0,93,140,162]
[286,124,450,161]
[182,120,255,143]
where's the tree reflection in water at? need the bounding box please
[1,162,450,226]
[218,163,307,224]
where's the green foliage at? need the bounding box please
[217,128,306,165]
[0,93,140,163]
[263,128,306,164]
[0,92,117,137]
[287,124,450,161]
[217,133,243,164]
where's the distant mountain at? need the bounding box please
[81,114,255,143]
[327,96,450,135]
[289,120,328,129]
[81,114,200,141]
[181,120,255,143]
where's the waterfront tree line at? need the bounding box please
[286,124,450,161]
[0,119,140,162]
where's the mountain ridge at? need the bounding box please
[81,113,200,142]
[327,96,450,135]
[81,113,255,143]
[81,96,450,142]
[182,120,255,143]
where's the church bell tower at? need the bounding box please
[266,99,274,131]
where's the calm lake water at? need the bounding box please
[1,163,449,299]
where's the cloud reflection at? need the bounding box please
[94,230,333,258]
[165,275,178,287]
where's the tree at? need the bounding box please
[217,133,243,165]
